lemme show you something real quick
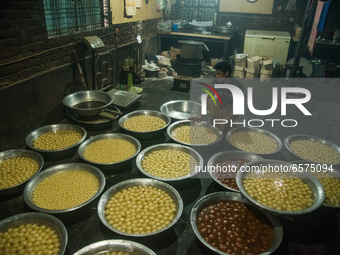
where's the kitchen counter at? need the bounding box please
[1,78,340,255]
[157,31,233,59]
[157,31,232,41]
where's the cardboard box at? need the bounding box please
[246,56,261,78]
[235,62,247,68]
[260,57,274,76]
[245,73,255,78]
[245,68,260,78]
[260,74,272,79]
[261,57,274,67]
[170,47,181,60]
[234,71,245,78]
[234,66,245,71]
[261,65,274,71]
[260,69,273,75]
[235,54,248,67]
[247,56,261,69]
[233,66,245,78]
[161,51,170,58]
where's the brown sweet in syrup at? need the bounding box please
[197,200,274,255]
[216,158,250,190]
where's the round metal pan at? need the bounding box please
[213,25,238,35]
[63,90,114,117]
[188,24,212,32]
[67,106,122,131]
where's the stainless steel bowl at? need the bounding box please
[23,163,105,214]
[73,239,156,255]
[160,100,201,121]
[190,192,283,255]
[167,120,223,147]
[63,90,114,117]
[226,127,282,155]
[207,150,263,192]
[236,160,325,216]
[118,110,171,140]
[136,143,204,181]
[0,212,68,255]
[26,124,87,160]
[97,178,183,237]
[0,149,44,197]
[292,160,340,209]
[78,133,141,171]
[284,134,340,165]
[316,167,340,209]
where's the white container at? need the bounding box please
[244,30,291,65]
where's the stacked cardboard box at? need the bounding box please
[161,51,170,58]
[169,47,181,60]
[245,56,261,78]
[234,66,245,78]
[260,57,274,78]
[233,54,247,78]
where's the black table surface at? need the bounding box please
[1,78,340,255]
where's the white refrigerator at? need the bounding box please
[243,30,291,65]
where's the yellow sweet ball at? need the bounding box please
[229,131,278,154]
[33,129,82,150]
[84,138,136,164]
[289,139,340,164]
[0,156,39,189]
[124,115,166,132]
[243,172,314,211]
[141,149,197,178]
[32,170,99,210]
[311,172,340,207]
[105,185,177,234]
[0,223,61,255]
[172,125,217,145]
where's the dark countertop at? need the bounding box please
[1,78,340,255]
[157,31,232,41]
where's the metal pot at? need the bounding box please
[63,90,114,117]
[188,24,212,32]
[213,25,238,35]
[178,40,205,59]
